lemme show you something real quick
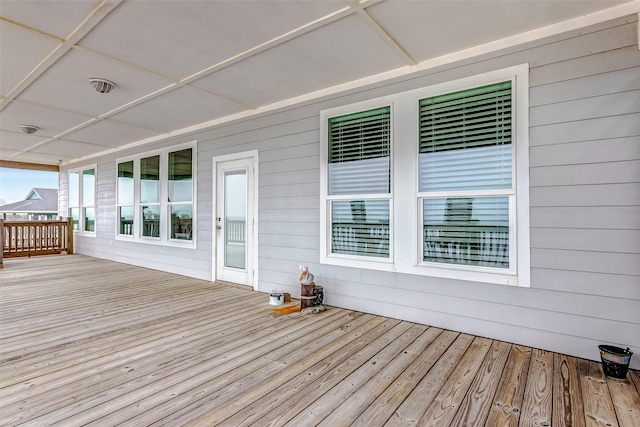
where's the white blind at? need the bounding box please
[328,106,391,195]
[419,81,512,192]
[117,161,134,205]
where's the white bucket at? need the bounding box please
[269,290,285,306]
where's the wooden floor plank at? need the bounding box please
[417,336,493,427]
[316,327,445,427]
[284,323,429,427]
[484,344,532,427]
[629,369,640,401]
[175,322,410,426]
[384,333,476,426]
[606,371,640,427]
[145,313,390,427]
[0,301,277,416]
[553,353,586,427]
[61,310,355,426]
[263,321,416,427]
[579,359,619,427]
[352,329,459,426]
[6,306,319,425]
[0,297,267,390]
[0,255,638,427]
[519,348,554,427]
[449,340,511,427]
[214,318,409,427]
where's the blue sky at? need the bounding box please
[0,168,59,205]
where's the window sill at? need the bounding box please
[321,254,527,287]
[114,235,196,249]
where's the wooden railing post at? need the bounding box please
[0,219,4,269]
[66,217,74,255]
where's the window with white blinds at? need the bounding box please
[327,107,391,258]
[419,81,513,268]
[328,107,391,195]
[320,64,529,286]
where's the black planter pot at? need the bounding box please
[598,345,633,379]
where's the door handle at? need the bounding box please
[216,225,222,230]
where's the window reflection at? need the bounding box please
[170,206,192,240]
[142,205,160,238]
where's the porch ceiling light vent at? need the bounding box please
[19,124,39,134]
[89,78,115,94]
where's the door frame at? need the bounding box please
[212,150,259,290]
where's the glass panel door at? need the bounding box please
[215,154,256,288]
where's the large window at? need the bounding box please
[116,142,195,245]
[419,82,512,269]
[68,166,96,234]
[327,107,391,259]
[321,65,530,286]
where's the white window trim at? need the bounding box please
[68,164,97,237]
[320,97,397,267]
[115,141,197,248]
[320,64,530,287]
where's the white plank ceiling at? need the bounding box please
[0,0,637,166]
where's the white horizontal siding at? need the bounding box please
[530,66,640,107]
[530,160,640,186]
[530,90,640,126]
[530,183,640,206]
[259,220,319,237]
[531,228,640,254]
[531,206,640,229]
[530,136,640,167]
[530,113,640,145]
[532,268,640,299]
[532,248,640,276]
[530,44,640,86]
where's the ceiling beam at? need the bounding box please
[347,0,416,66]
[0,0,123,112]
[0,160,59,172]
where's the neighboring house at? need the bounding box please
[0,188,59,220]
[2,3,638,370]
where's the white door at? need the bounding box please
[214,154,257,288]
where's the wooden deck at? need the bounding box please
[1,255,638,427]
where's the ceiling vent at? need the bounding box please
[89,78,115,94]
[19,124,39,134]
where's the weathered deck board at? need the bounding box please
[352,329,459,426]
[519,348,554,427]
[418,336,493,426]
[450,340,511,427]
[553,353,586,427]
[485,344,532,426]
[579,359,619,427]
[0,255,638,427]
[384,333,475,426]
